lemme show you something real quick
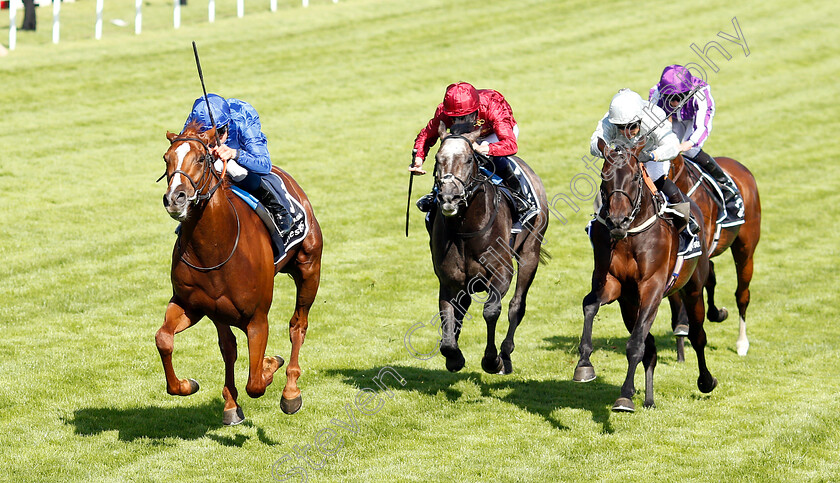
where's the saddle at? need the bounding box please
[230,172,308,264]
[683,159,745,228]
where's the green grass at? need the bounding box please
[2,0,840,481]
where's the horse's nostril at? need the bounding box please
[175,191,187,204]
[162,194,169,208]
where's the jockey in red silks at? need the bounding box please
[650,65,743,224]
[410,82,534,223]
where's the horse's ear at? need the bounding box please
[166,131,177,142]
[438,121,448,140]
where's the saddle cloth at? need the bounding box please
[230,172,308,264]
[683,158,745,228]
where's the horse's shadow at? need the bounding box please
[326,365,621,434]
[64,401,280,446]
[543,330,710,358]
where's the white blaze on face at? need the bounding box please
[169,143,192,192]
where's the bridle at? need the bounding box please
[434,134,500,238]
[434,134,490,208]
[159,136,225,203]
[161,135,241,271]
[596,148,660,235]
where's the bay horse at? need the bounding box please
[428,123,549,374]
[574,139,717,411]
[158,122,322,425]
[668,153,761,358]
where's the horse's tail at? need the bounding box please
[539,247,552,265]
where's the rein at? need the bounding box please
[176,193,242,271]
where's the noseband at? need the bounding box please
[160,136,224,204]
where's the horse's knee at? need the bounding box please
[246,382,266,399]
[155,329,173,354]
[483,303,501,321]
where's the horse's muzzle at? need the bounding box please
[163,189,189,221]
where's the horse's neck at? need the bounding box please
[180,191,235,256]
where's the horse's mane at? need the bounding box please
[181,120,205,137]
[450,122,477,136]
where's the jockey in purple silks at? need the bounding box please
[649,65,743,223]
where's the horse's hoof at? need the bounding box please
[644,401,656,409]
[736,340,750,356]
[612,397,635,412]
[673,324,689,337]
[573,365,596,383]
[223,406,245,426]
[698,376,718,394]
[445,356,465,373]
[481,356,504,375]
[187,378,200,394]
[274,355,285,368]
[709,307,728,323]
[281,394,303,415]
[501,357,513,375]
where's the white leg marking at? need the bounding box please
[736,315,749,356]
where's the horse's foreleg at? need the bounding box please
[705,261,729,323]
[668,295,687,363]
[439,288,466,373]
[480,286,505,375]
[731,237,756,356]
[244,313,281,399]
[155,300,202,396]
[214,322,246,425]
[499,252,540,375]
[614,290,658,412]
[574,274,620,383]
[641,332,658,409]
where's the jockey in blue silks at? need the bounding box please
[185,94,292,237]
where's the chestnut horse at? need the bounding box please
[574,140,717,411]
[158,123,322,425]
[668,154,761,358]
[428,125,549,374]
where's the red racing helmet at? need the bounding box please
[442,82,480,117]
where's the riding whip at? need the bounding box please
[405,149,417,237]
[192,41,227,180]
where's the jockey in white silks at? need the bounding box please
[590,88,695,230]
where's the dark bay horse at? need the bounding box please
[158,123,322,425]
[574,140,717,411]
[428,124,549,374]
[668,154,761,358]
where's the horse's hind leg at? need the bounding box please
[731,235,757,356]
[155,300,202,396]
[214,322,245,425]
[705,261,729,323]
[683,280,718,393]
[281,257,321,415]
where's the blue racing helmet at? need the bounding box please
[184,93,231,132]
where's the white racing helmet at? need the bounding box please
[608,88,645,125]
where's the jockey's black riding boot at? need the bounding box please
[692,150,740,205]
[495,157,530,215]
[654,176,691,232]
[416,190,436,212]
[256,181,293,238]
